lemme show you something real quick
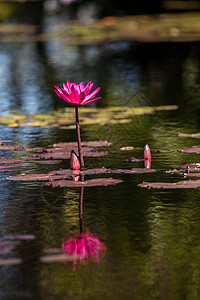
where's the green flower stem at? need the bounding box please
[75,106,84,170]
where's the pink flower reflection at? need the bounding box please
[62,229,106,266]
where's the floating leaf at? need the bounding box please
[110,168,157,174]
[45,178,123,188]
[33,160,61,165]
[0,144,20,150]
[125,157,143,162]
[6,166,157,181]
[0,258,22,266]
[156,149,173,153]
[139,179,200,189]
[180,163,200,170]
[180,146,200,153]
[53,140,112,148]
[165,169,180,174]
[183,173,200,178]
[33,151,108,160]
[0,158,29,164]
[178,132,200,139]
[120,146,134,151]
[0,165,21,171]
[6,173,70,181]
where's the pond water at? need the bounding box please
[0,4,200,300]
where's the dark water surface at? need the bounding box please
[0,6,200,300]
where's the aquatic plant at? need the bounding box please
[54,80,101,170]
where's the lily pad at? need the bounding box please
[139,179,200,189]
[180,163,200,170]
[125,157,143,162]
[183,173,200,178]
[180,146,200,153]
[6,173,71,181]
[178,132,200,139]
[0,258,22,266]
[53,140,113,147]
[33,151,108,160]
[45,178,123,188]
[0,165,21,171]
[34,160,61,165]
[6,166,157,182]
[0,144,20,151]
[155,149,173,153]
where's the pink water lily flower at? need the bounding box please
[54,80,101,106]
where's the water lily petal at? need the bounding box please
[63,83,71,94]
[84,81,93,96]
[84,87,101,102]
[71,84,81,103]
[79,82,85,92]
[54,88,67,101]
[82,97,102,105]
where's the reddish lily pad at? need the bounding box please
[0,258,22,266]
[0,158,29,164]
[120,146,134,151]
[33,151,108,160]
[178,132,200,139]
[6,173,71,181]
[34,160,61,165]
[45,147,96,153]
[180,146,200,154]
[111,168,157,174]
[183,173,200,178]
[125,157,143,162]
[0,144,20,151]
[120,146,142,151]
[6,166,158,181]
[180,163,200,170]
[45,178,123,188]
[0,165,22,171]
[165,169,180,174]
[139,179,200,189]
[53,140,112,147]
[155,149,173,153]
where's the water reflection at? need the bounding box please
[62,185,106,269]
